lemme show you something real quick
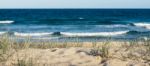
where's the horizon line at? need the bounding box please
[0,8,150,9]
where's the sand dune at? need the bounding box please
[4,45,149,66]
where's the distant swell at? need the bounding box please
[0,20,14,24]
[13,18,126,25]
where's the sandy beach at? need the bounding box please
[0,40,149,66]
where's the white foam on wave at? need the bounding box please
[96,25,127,28]
[132,23,150,30]
[0,20,14,24]
[79,17,84,19]
[61,31,129,37]
[0,32,6,35]
[32,37,59,40]
[132,23,150,27]
[14,32,53,37]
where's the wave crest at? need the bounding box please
[0,32,6,35]
[61,31,129,37]
[14,32,52,37]
[130,23,150,30]
[0,20,14,24]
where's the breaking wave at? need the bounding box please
[0,30,149,37]
[0,31,129,37]
[0,32,6,35]
[130,23,150,27]
[129,23,150,30]
[61,31,129,37]
[0,20,14,24]
[14,32,53,37]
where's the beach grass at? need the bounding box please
[0,36,150,66]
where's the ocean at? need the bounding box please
[0,9,150,41]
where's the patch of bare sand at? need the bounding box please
[5,48,101,66]
[2,42,150,66]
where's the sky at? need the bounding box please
[0,0,150,8]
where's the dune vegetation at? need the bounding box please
[0,35,149,66]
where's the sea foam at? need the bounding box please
[131,23,150,27]
[14,32,52,37]
[130,23,150,30]
[0,32,6,35]
[0,20,14,24]
[61,31,129,37]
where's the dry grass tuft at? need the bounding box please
[0,36,149,66]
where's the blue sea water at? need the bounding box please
[0,9,150,41]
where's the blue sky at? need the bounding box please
[0,0,149,8]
